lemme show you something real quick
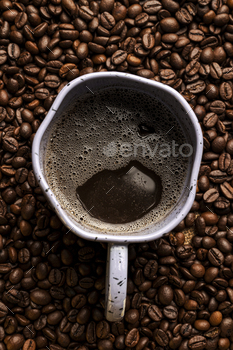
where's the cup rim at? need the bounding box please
[32,72,203,243]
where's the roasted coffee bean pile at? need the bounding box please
[1,0,233,349]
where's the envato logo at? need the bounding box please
[103,140,193,158]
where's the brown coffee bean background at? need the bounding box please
[1,0,233,349]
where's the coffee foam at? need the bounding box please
[45,88,189,234]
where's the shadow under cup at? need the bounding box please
[35,73,202,242]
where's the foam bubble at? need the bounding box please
[45,88,190,234]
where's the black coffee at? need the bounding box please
[45,88,190,234]
[76,160,162,224]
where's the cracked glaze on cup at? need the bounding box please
[32,72,203,321]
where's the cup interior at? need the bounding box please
[33,73,202,243]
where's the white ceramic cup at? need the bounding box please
[32,72,203,322]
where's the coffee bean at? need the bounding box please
[186,60,200,76]
[226,139,233,155]
[160,17,179,33]
[127,53,142,66]
[44,75,60,89]
[127,4,142,18]
[0,89,9,106]
[143,0,162,14]
[214,197,230,210]
[200,47,214,63]
[0,50,7,65]
[50,286,65,299]
[209,170,227,184]
[188,336,206,350]
[101,12,115,30]
[202,211,219,225]
[186,80,206,94]
[209,311,223,326]
[204,327,220,339]
[189,29,205,42]
[204,267,218,283]
[220,182,233,200]
[30,289,51,305]
[5,334,24,350]
[220,82,233,100]
[143,259,158,279]
[18,248,30,263]
[153,329,169,346]
[125,328,139,347]
[111,50,127,65]
[219,153,231,172]
[137,69,154,78]
[47,311,63,325]
[176,245,193,259]
[179,323,192,337]
[71,294,87,308]
[176,8,192,24]
[160,68,175,80]
[203,189,219,203]
[68,322,84,341]
[194,320,210,331]
[203,113,218,128]
[23,339,36,350]
[0,301,8,318]
[190,263,205,278]
[163,305,178,319]
[209,62,222,80]
[217,238,232,253]
[96,320,110,339]
[158,284,173,305]
[142,33,155,50]
[5,289,22,304]
[173,288,185,306]
[48,268,62,285]
[2,136,18,153]
[135,13,149,26]
[125,309,139,324]
[208,248,224,266]
[148,304,162,321]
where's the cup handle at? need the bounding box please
[105,243,128,322]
